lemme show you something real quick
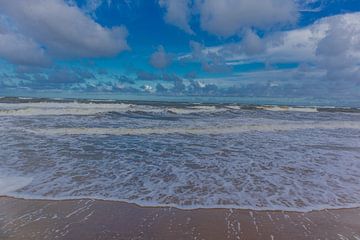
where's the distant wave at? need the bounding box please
[27,121,360,136]
[0,105,216,117]
[255,105,318,112]
[1,102,360,116]
[1,97,360,115]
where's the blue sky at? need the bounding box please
[0,0,359,103]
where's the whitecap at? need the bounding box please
[28,121,360,136]
[256,105,318,112]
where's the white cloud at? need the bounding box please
[150,45,173,69]
[184,41,231,73]
[219,30,266,57]
[0,0,129,62]
[260,22,326,63]
[0,28,50,66]
[180,12,360,83]
[214,21,323,65]
[263,12,360,82]
[159,0,193,34]
[195,0,297,37]
[241,30,266,55]
[315,13,360,81]
[159,0,298,37]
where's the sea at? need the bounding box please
[0,96,360,212]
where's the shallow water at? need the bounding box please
[0,98,360,211]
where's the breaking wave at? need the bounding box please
[27,121,360,136]
[1,98,360,212]
[0,99,359,116]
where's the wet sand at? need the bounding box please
[1,197,360,240]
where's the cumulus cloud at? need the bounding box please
[216,30,266,59]
[262,12,360,82]
[196,0,297,37]
[315,13,360,81]
[150,45,173,69]
[0,30,50,66]
[193,12,360,83]
[0,0,129,64]
[241,30,266,56]
[159,0,193,34]
[172,11,360,97]
[186,41,232,73]
[141,84,155,93]
[158,0,298,37]
[187,80,218,95]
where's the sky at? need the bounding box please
[0,0,359,104]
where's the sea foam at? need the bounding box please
[0,102,347,117]
[0,175,33,195]
[27,121,360,136]
[1,100,360,212]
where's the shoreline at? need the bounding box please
[3,195,360,214]
[1,196,360,239]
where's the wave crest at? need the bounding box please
[27,121,360,136]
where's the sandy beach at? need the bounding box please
[1,0,360,238]
[0,197,359,240]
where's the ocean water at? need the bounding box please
[0,97,360,211]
